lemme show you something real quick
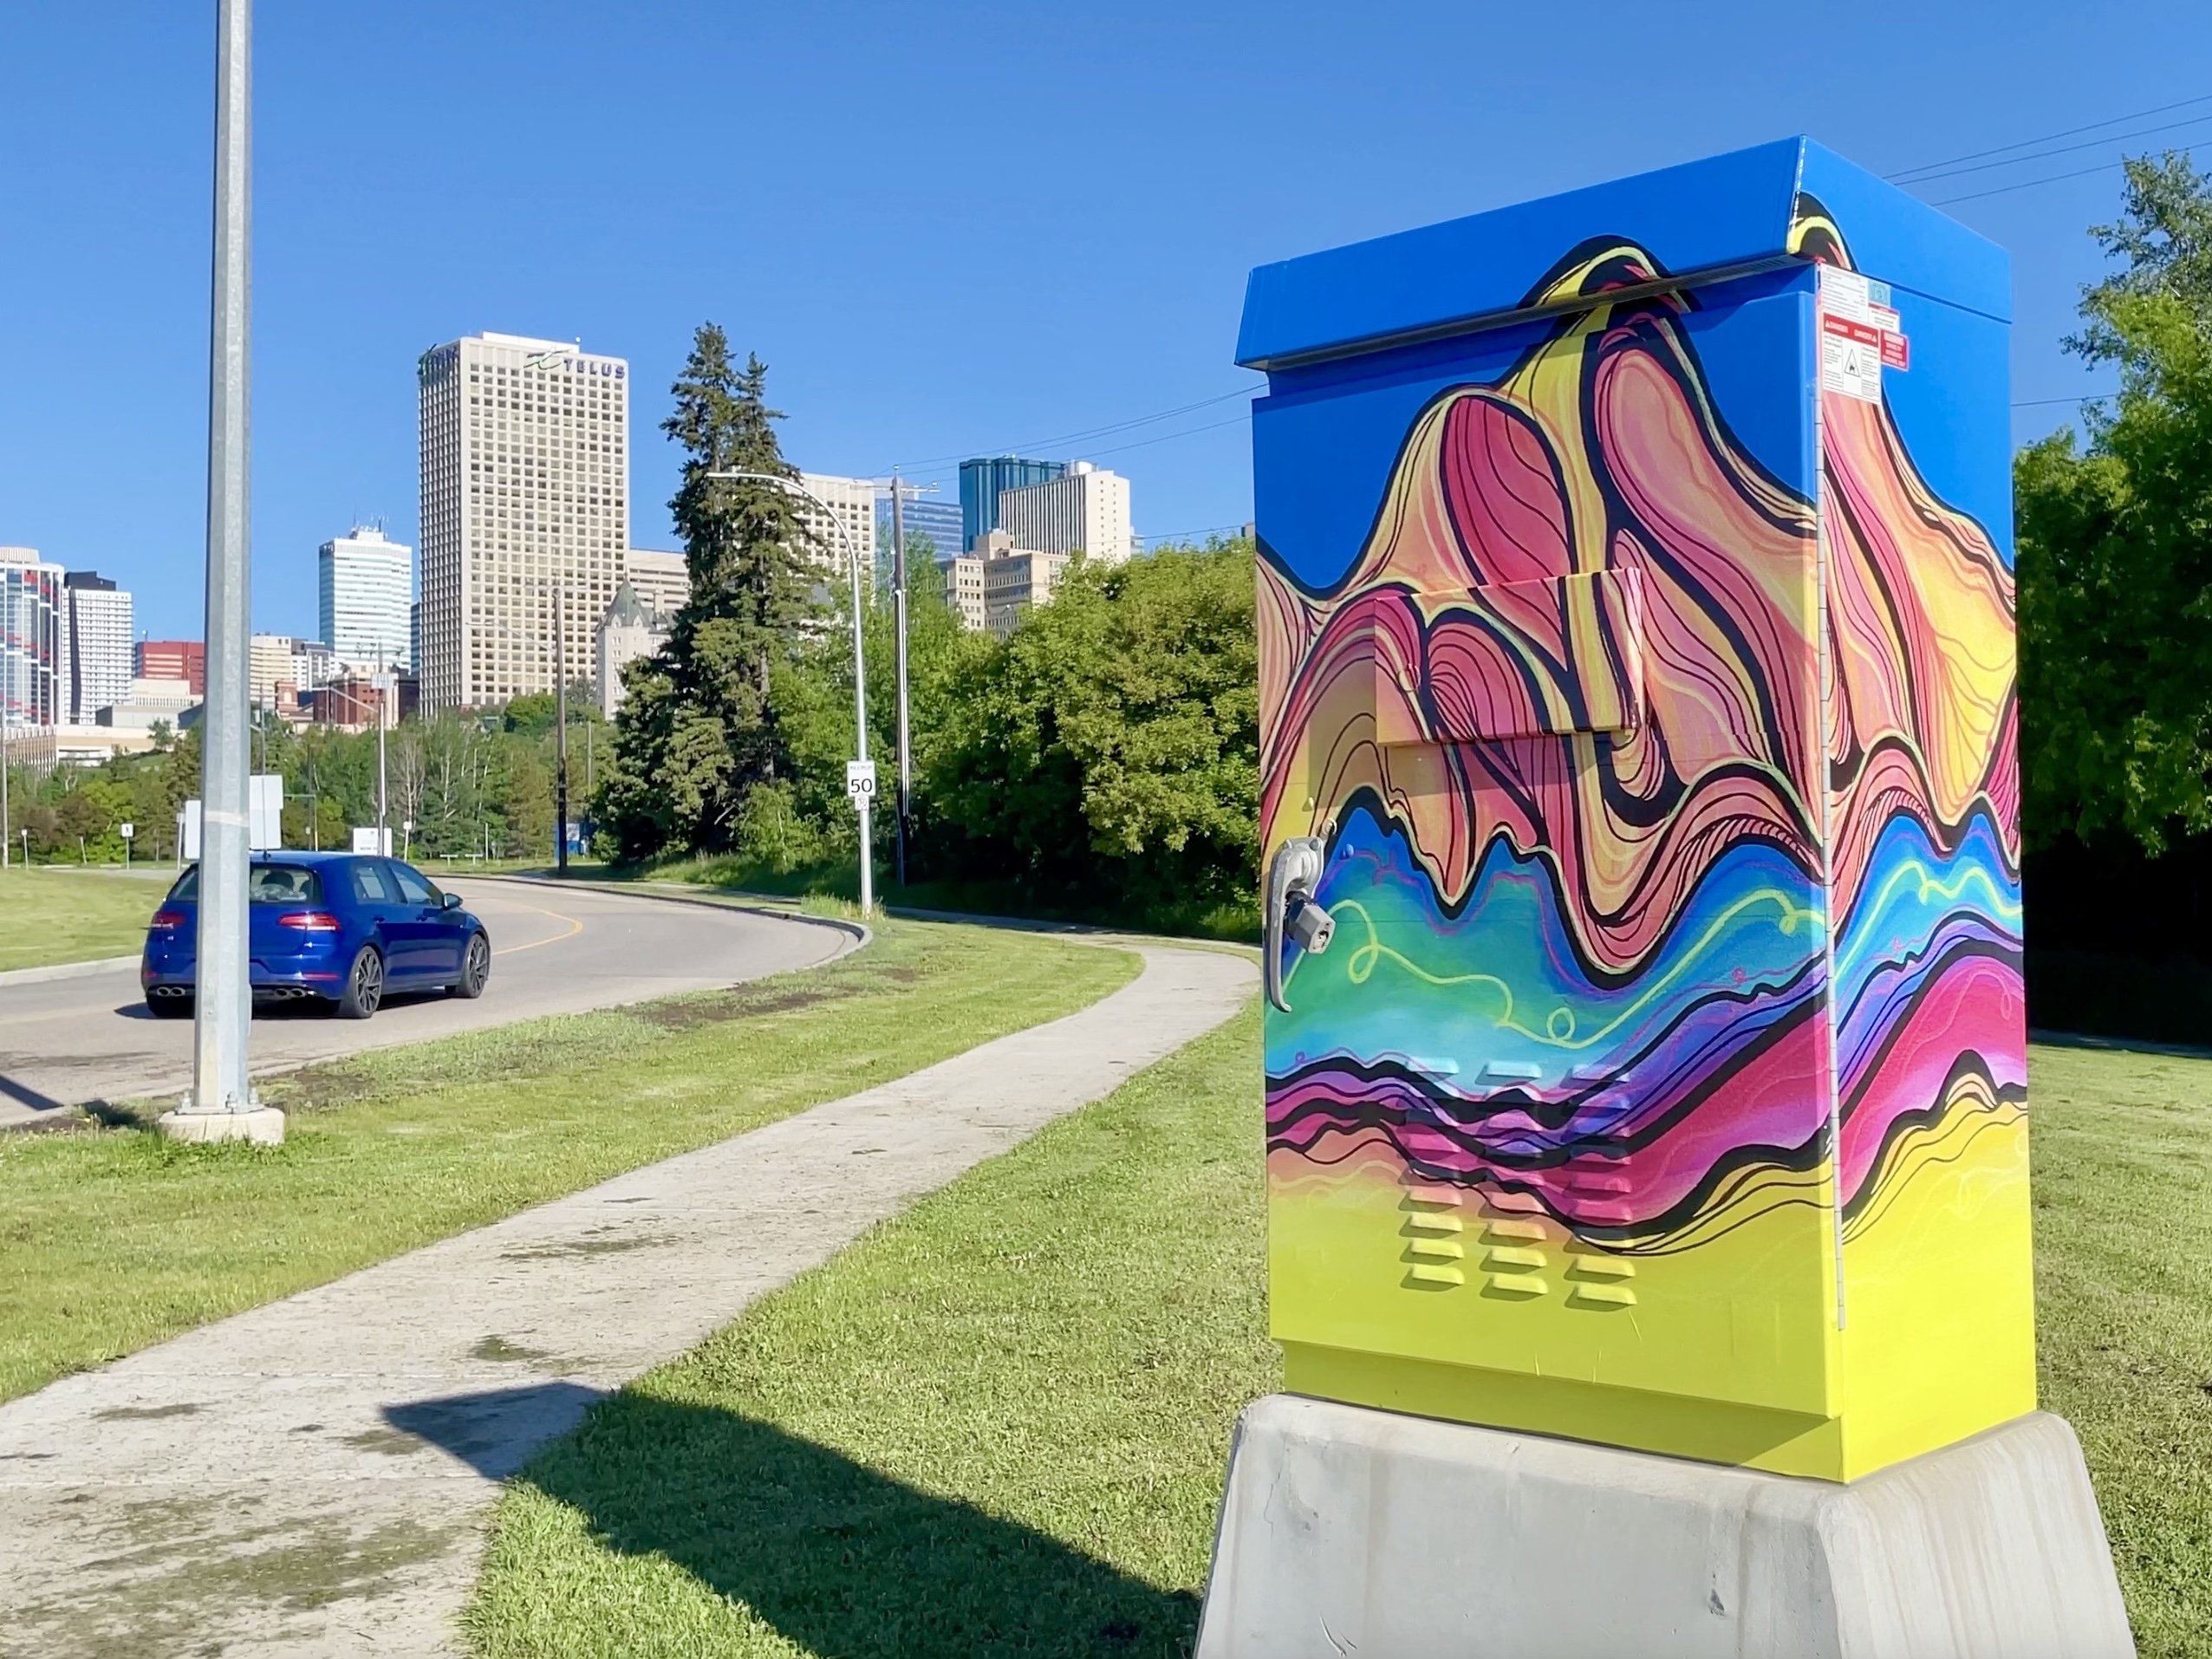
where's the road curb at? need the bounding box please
[0,954,139,990]
[477,873,873,957]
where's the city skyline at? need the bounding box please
[3,418,1141,712]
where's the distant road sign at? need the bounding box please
[119,823,135,840]
[845,759,877,808]
[249,774,283,851]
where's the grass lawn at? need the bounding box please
[2032,1043,2212,1658]
[468,1002,1272,1659]
[467,1025,2212,1659]
[0,918,1135,1404]
[0,865,171,972]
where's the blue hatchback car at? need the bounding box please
[142,852,491,1020]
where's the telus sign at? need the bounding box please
[416,343,627,381]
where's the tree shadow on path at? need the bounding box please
[399,1386,1201,1658]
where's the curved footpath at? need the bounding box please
[0,939,1257,1659]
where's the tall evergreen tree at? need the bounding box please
[599,326,822,858]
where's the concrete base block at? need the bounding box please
[1196,1394,2132,1659]
[156,1106,285,1146]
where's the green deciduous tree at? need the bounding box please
[931,540,1259,908]
[2019,151,2212,853]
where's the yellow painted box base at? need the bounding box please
[1272,1110,2039,1483]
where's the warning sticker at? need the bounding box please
[1818,265,1908,400]
[1819,265,1874,323]
[1822,314,1883,402]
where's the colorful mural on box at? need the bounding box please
[1259,215,2021,1285]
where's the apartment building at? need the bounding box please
[417,332,629,709]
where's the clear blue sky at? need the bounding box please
[3,1,2207,641]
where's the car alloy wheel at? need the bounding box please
[338,946,383,1019]
[452,931,491,999]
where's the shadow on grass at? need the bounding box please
[413,1385,1200,1657]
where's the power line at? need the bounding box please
[1077,412,1251,462]
[1888,91,2212,180]
[888,384,1260,472]
[1930,160,2123,205]
[1142,523,1252,546]
[2014,392,2115,408]
[1899,111,2212,185]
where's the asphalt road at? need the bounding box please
[0,880,851,1127]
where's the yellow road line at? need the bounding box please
[486,899,586,958]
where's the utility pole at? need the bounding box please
[553,581,569,874]
[166,0,276,1143]
[374,651,389,855]
[890,472,913,886]
[1,695,10,869]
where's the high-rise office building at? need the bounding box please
[877,491,965,563]
[320,525,413,671]
[0,547,63,729]
[997,462,1135,563]
[942,552,987,632]
[137,640,206,694]
[249,634,298,708]
[960,456,1066,551]
[417,331,630,710]
[795,472,878,589]
[621,548,689,622]
[980,543,1075,639]
[291,639,338,692]
[62,570,133,722]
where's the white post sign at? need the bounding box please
[119,823,135,841]
[249,773,283,852]
[845,758,877,810]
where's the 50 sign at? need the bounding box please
[845,760,877,810]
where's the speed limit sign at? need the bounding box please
[845,759,877,809]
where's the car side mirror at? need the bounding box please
[441,892,463,910]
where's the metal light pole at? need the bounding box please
[374,654,389,854]
[553,582,569,874]
[888,472,913,886]
[167,0,271,1141]
[706,470,871,914]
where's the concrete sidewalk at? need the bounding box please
[0,942,1255,1658]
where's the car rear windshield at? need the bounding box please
[167,864,325,906]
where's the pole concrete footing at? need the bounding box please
[156,1105,285,1145]
[1195,1394,2133,1659]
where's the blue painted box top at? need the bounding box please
[1235,137,2008,371]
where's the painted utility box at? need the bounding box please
[1245,139,2026,1482]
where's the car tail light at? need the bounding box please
[150,909,187,933]
[277,910,341,932]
